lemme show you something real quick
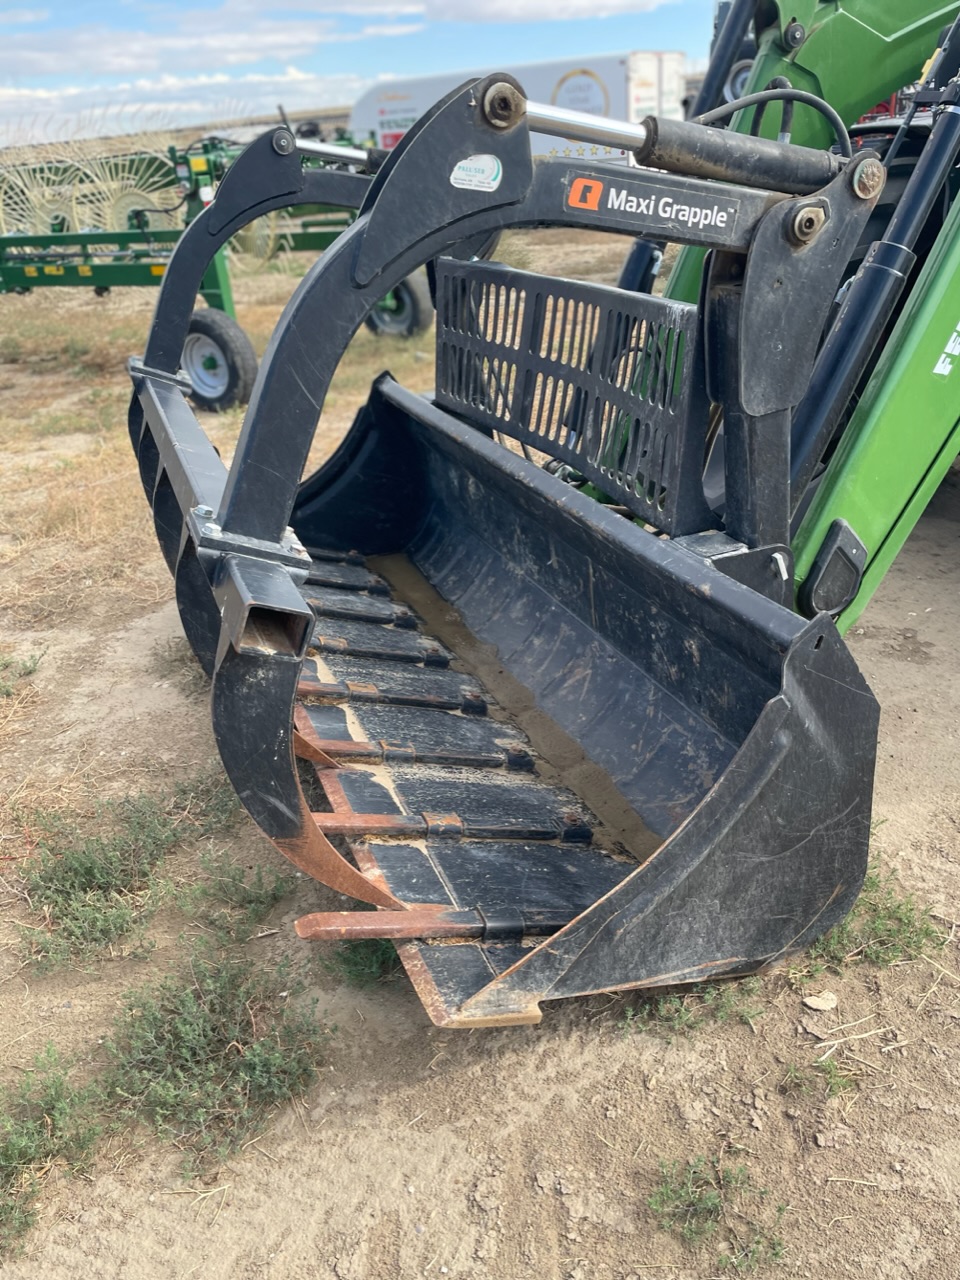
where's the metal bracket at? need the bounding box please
[797,519,868,617]
[674,531,795,606]
[213,554,314,661]
[189,511,311,575]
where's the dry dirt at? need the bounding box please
[0,236,958,1280]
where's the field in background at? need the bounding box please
[0,230,958,1278]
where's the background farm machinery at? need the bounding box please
[0,128,430,409]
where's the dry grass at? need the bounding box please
[0,257,438,804]
[0,298,189,631]
[0,682,39,746]
[0,436,170,629]
[0,226,616,783]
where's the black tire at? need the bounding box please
[182,309,258,412]
[364,268,433,338]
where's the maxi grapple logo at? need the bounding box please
[568,177,604,210]
[566,173,738,231]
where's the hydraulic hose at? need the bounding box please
[695,89,853,158]
[750,78,795,143]
[790,102,960,511]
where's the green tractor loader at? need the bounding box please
[126,0,960,1026]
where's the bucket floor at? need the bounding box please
[294,548,637,1022]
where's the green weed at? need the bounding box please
[62,336,90,363]
[620,977,764,1038]
[170,769,242,837]
[19,770,242,966]
[32,392,122,437]
[0,334,22,363]
[151,635,209,697]
[320,938,401,988]
[649,1154,735,1244]
[184,848,295,944]
[0,651,42,697]
[0,1047,100,1255]
[648,1153,784,1272]
[778,1063,813,1097]
[810,866,939,969]
[21,794,179,966]
[813,1056,859,1099]
[722,1228,786,1272]
[103,946,325,1168]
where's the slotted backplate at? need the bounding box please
[433,257,713,535]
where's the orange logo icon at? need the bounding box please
[568,177,604,211]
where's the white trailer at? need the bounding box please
[350,51,687,162]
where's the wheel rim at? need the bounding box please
[371,286,414,334]
[182,332,230,400]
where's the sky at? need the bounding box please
[0,0,716,140]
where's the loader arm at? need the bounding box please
[669,1,960,633]
[666,0,960,299]
[745,0,960,147]
[793,182,960,630]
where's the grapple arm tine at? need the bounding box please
[209,557,402,909]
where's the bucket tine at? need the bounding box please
[210,605,402,909]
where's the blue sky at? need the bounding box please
[0,1,716,139]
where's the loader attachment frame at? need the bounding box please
[129,80,881,1026]
[669,2,960,631]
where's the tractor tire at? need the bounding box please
[364,269,433,338]
[182,309,258,413]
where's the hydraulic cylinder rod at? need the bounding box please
[524,100,651,152]
[690,0,757,119]
[790,11,960,513]
[295,137,370,165]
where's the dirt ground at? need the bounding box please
[0,233,958,1279]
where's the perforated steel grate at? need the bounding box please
[434,259,712,535]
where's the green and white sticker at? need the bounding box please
[450,154,503,192]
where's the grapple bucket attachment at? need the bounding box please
[128,81,880,1027]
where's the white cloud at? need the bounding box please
[0,17,424,77]
[0,7,48,21]
[0,1,675,80]
[427,0,675,15]
[217,0,675,15]
[220,0,424,12]
[0,65,375,142]
[0,0,680,139]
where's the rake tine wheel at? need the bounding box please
[129,78,881,1026]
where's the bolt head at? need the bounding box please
[851,157,885,201]
[482,81,524,130]
[272,129,295,155]
[194,505,213,519]
[789,203,827,246]
[784,21,806,49]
